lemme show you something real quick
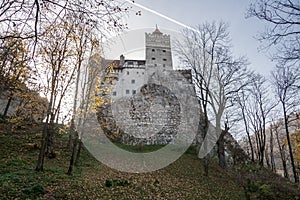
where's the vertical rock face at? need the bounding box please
[98,82,182,145]
[118,83,181,145]
[224,132,250,165]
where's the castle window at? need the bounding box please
[126,89,130,94]
[112,91,117,96]
[163,64,166,67]
[154,64,157,67]
[132,90,136,95]
[127,71,129,75]
[152,57,156,60]
[152,49,155,52]
[127,61,133,65]
[163,58,167,61]
[162,50,166,53]
[131,79,135,84]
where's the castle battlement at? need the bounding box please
[145,33,171,48]
[145,25,171,48]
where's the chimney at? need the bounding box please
[120,54,125,66]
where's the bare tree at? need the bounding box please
[237,73,277,167]
[35,20,78,171]
[174,23,213,175]
[175,21,251,170]
[67,15,98,175]
[271,65,300,183]
[269,123,276,172]
[271,121,289,178]
[0,0,130,43]
[74,50,103,166]
[16,0,131,172]
[249,74,276,166]
[247,0,300,65]
[236,90,255,162]
[210,53,250,169]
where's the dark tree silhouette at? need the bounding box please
[247,0,300,65]
[175,21,251,170]
[271,65,300,183]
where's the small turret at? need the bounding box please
[120,54,125,67]
[153,24,162,35]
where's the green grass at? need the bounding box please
[0,122,299,199]
[113,142,165,153]
[0,123,85,199]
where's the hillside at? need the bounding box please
[239,112,300,181]
[0,122,299,200]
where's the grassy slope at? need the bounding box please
[0,123,299,200]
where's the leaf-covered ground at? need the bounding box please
[0,123,299,199]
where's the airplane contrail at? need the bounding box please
[124,0,199,33]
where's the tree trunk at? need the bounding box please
[275,127,289,178]
[254,131,260,164]
[201,115,210,176]
[281,145,289,179]
[67,131,73,149]
[283,104,299,183]
[75,139,82,166]
[265,146,270,169]
[241,109,255,162]
[257,129,265,167]
[67,56,82,173]
[204,157,209,176]
[216,117,226,169]
[269,127,276,172]
[36,119,49,171]
[46,113,56,158]
[3,96,12,119]
[246,134,255,162]
[218,122,228,169]
[217,131,226,168]
[67,119,78,175]
[36,70,56,171]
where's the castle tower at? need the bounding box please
[145,25,173,73]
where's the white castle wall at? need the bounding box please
[112,65,146,99]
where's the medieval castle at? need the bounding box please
[95,26,247,165]
[98,26,194,145]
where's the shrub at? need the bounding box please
[22,183,46,197]
[258,184,273,200]
[105,179,130,187]
[0,114,6,123]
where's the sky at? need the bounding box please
[104,0,276,76]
